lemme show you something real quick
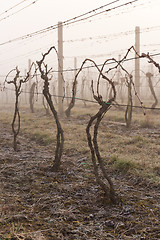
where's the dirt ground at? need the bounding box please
[0,109,160,240]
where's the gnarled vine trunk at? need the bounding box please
[86,101,116,203]
[36,46,64,171]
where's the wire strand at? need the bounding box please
[0,51,160,77]
[0,0,140,46]
[0,0,30,17]
[0,0,39,23]
[3,86,160,111]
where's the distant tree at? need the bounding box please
[125,75,133,128]
[81,76,87,107]
[146,72,158,109]
[65,81,70,106]
[42,95,50,116]
[29,82,36,113]
[65,76,77,118]
[52,83,58,105]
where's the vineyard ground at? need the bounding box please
[0,104,160,240]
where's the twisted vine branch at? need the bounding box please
[36,46,64,171]
[68,58,117,202]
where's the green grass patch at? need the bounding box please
[29,131,54,145]
[110,155,136,173]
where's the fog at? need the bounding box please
[0,0,160,109]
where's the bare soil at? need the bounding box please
[0,117,160,240]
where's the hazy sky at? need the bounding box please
[0,0,160,77]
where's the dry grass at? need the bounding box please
[0,103,160,183]
[0,103,160,239]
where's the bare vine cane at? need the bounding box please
[125,47,160,113]
[65,58,103,117]
[4,63,37,151]
[36,46,64,171]
[65,47,132,118]
[112,47,146,125]
[141,53,160,110]
[141,53,160,73]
